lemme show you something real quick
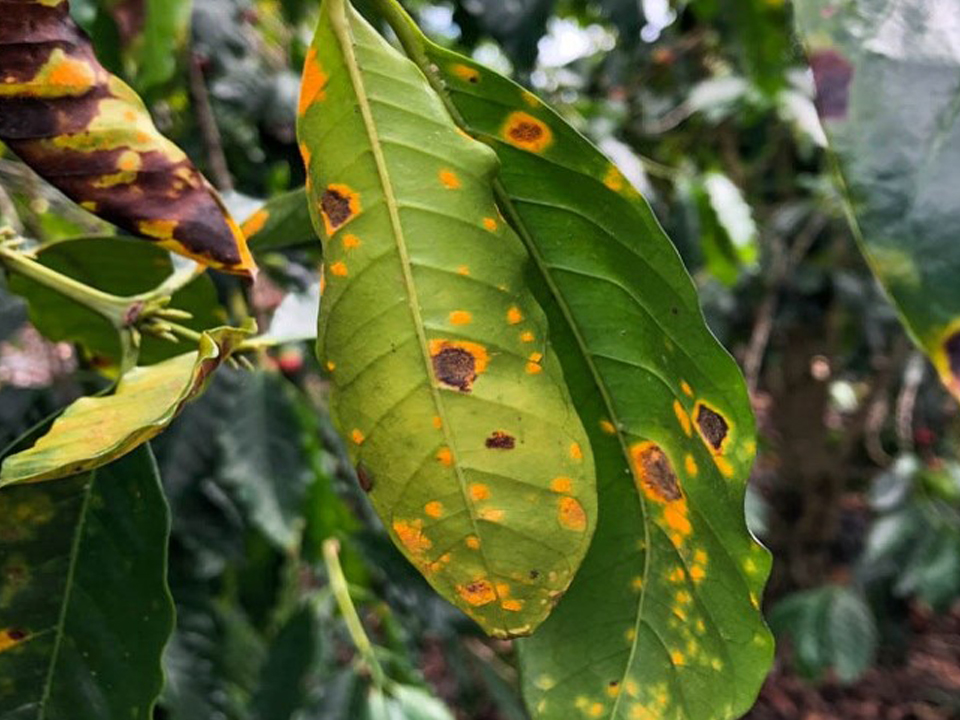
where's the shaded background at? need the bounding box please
[0,0,958,718]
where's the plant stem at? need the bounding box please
[322,538,388,688]
[0,242,128,325]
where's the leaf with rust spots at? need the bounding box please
[0,0,256,277]
[297,0,596,639]
[0,326,250,485]
[795,1,960,403]
[365,6,774,718]
[0,444,173,719]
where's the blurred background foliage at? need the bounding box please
[1,0,959,718]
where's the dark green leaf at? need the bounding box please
[251,606,318,720]
[242,189,319,252]
[0,444,174,719]
[794,0,960,400]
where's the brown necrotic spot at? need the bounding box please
[321,188,353,229]
[695,403,729,451]
[433,347,475,391]
[429,340,489,392]
[630,442,682,503]
[809,49,853,120]
[501,111,553,153]
[485,431,515,449]
[356,464,373,493]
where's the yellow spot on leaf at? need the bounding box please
[502,599,524,612]
[604,165,625,192]
[329,261,348,277]
[550,477,573,493]
[241,209,269,238]
[664,498,692,542]
[432,416,442,430]
[588,703,605,718]
[668,567,685,583]
[483,217,498,232]
[625,628,637,642]
[681,380,694,397]
[606,683,621,698]
[138,219,178,240]
[507,306,523,325]
[343,234,361,250]
[684,454,698,477]
[600,419,617,435]
[670,650,685,666]
[558,496,587,531]
[437,447,453,466]
[570,442,583,461]
[501,111,553,153]
[520,330,535,343]
[631,576,644,591]
[466,535,480,549]
[298,47,329,114]
[480,507,505,522]
[326,361,336,372]
[690,565,706,583]
[451,63,480,83]
[457,265,470,276]
[673,400,692,436]
[0,628,27,654]
[439,169,461,189]
[469,483,490,501]
[675,590,692,605]
[351,429,364,445]
[393,519,432,555]
[449,310,472,325]
[424,501,443,518]
[117,150,141,172]
[714,455,735,478]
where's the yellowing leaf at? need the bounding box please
[0,327,249,485]
[297,0,596,638]
[0,0,256,277]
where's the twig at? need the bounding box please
[187,52,233,192]
[895,350,926,452]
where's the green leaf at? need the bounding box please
[0,444,174,719]
[251,606,319,720]
[0,326,248,485]
[364,685,455,720]
[794,1,960,400]
[377,4,773,717]
[0,0,256,277]
[242,189,319,252]
[136,0,193,91]
[7,236,226,367]
[296,0,596,638]
[770,586,876,684]
[218,371,314,552]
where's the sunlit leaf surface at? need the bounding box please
[297,0,596,638]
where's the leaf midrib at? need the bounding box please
[327,0,504,627]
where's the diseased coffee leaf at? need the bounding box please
[297,0,596,639]
[0,0,256,277]
[795,0,960,401]
[369,5,773,717]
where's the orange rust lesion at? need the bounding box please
[298,47,329,115]
[501,111,554,153]
[350,429,365,445]
[0,628,28,654]
[502,599,524,612]
[241,209,269,238]
[482,217,498,232]
[439,169,461,189]
[465,535,481,549]
[450,63,481,83]
[600,419,617,435]
[603,165,625,192]
[457,578,497,606]
[424,501,443,518]
[320,183,361,236]
[525,351,543,375]
[429,340,489,392]
[520,330,535,343]
[550,477,573,493]
[629,441,682,503]
[393,519,432,555]
[479,507,505,522]
[342,233,361,250]
[468,483,490,501]
[557,496,587,531]
[329,261,348,277]
[449,310,472,326]
[506,307,523,325]
[570,442,583,461]
[673,400,692,437]
[436,447,453,466]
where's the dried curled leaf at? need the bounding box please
[0,0,256,277]
[0,326,250,485]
